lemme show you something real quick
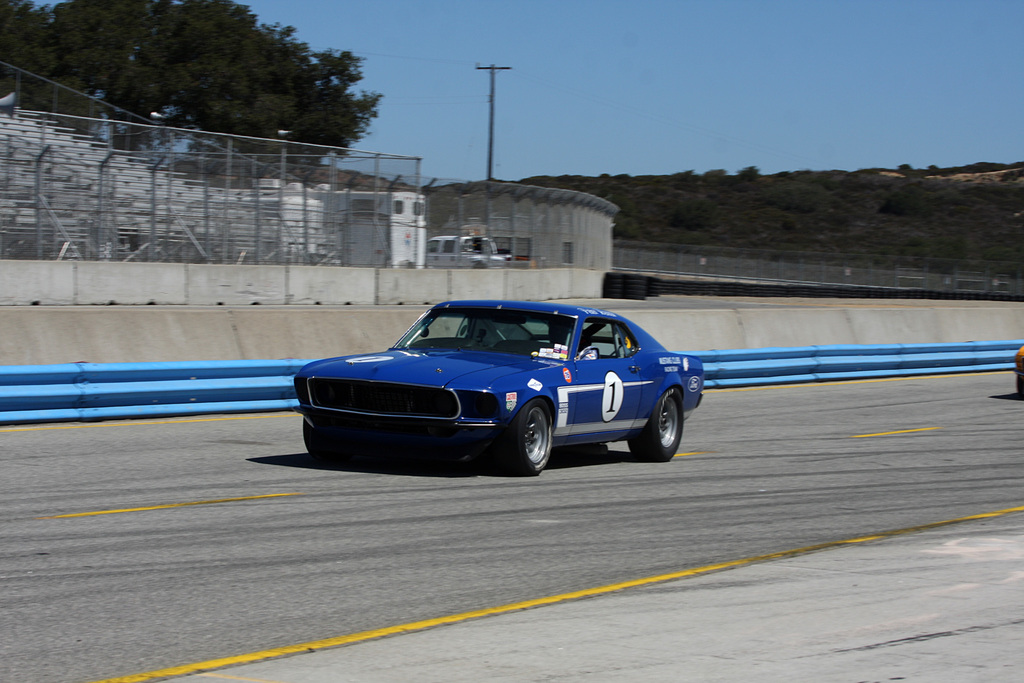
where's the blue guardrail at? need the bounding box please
[697,340,1024,388]
[0,359,314,425]
[0,340,1020,425]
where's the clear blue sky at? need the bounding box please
[242,0,1023,183]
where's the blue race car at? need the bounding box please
[293,300,704,476]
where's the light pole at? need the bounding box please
[476,64,511,181]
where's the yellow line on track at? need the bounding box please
[850,427,942,438]
[0,413,297,433]
[674,451,713,457]
[37,493,302,519]
[85,502,1024,683]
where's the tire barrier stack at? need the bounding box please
[602,272,660,300]
[1,341,1020,425]
[603,271,1024,302]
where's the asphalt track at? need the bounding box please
[2,371,1023,682]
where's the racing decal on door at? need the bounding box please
[602,371,624,422]
[554,378,654,436]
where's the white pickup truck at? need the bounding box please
[425,235,510,268]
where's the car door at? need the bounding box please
[556,317,647,443]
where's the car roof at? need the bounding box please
[432,300,622,320]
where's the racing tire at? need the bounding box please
[628,388,683,462]
[623,274,647,300]
[1018,375,1024,399]
[602,272,624,299]
[303,420,351,464]
[492,398,553,476]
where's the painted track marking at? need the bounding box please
[851,427,942,438]
[37,493,303,519]
[86,503,1024,683]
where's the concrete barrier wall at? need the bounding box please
[2,299,1023,366]
[0,261,602,306]
[2,261,1021,364]
[622,305,1024,352]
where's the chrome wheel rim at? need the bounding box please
[657,395,680,448]
[523,406,550,465]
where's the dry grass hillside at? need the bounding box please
[519,162,1024,264]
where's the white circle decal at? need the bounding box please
[602,371,624,422]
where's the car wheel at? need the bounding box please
[629,388,683,462]
[493,398,552,476]
[1018,375,1024,399]
[303,420,351,463]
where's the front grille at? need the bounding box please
[309,379,459,418]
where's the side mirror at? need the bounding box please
[576,346,599,361]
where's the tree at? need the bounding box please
[0,0,57,77]
[737,165,761,182]
[289,48,381,148]
[1,0,380,147]
[48,0,154,111]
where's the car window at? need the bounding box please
[613,322,639,358]
[577,319,638,359]
[395,308,575,357]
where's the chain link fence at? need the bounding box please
[615,240,1024,296]
[424,181,615,269]
[1,61,616,270]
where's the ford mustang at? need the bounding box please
[293,300,704,475]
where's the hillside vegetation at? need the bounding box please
[520,163,1024,264]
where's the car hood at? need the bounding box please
[300,349,556,388]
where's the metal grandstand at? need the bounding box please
[0,61,616,269]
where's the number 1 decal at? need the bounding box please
[602,371,624,422]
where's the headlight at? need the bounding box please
[434,392,458,416]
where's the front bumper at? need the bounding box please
[297,406,505,461]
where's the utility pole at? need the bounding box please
[476,64,511,181]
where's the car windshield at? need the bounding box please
[395,307,576,359]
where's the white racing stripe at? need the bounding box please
[554,417,650,437]
[555,380,653,434]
